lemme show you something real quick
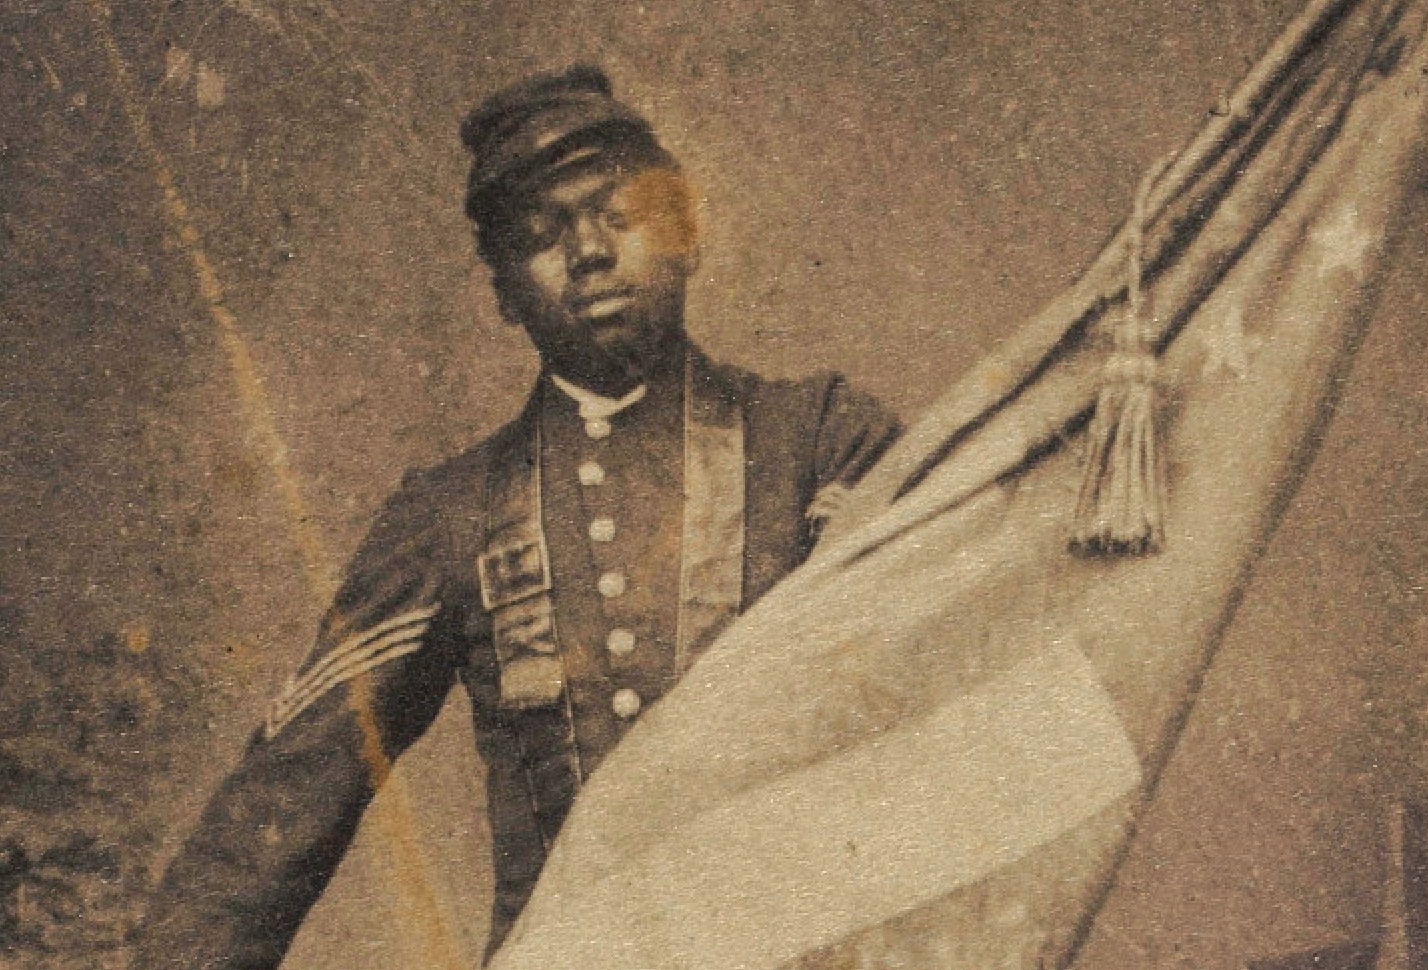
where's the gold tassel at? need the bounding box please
[1071,157,1172,556]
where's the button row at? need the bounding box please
[589,517,615,543]
[583,439,628,717]
[578,460,605,486]
[597,571,626,598]
[611,687,641,718]
[606,627,635,655]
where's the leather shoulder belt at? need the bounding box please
[477,356,746,714]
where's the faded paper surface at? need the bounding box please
[2,1,1427,968]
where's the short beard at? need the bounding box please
[554,311,687,396]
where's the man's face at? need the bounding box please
[491,162,698,396]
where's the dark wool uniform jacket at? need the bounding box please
[134,350,900,970]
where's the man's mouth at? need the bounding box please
[570,288,636,320]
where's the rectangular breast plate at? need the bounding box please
[480,425,566,710]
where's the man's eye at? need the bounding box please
[601,207,629,232]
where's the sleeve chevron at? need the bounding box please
[263,604,441,739]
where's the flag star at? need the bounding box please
[1310,203,1379,281]
[1202,304,1253,379]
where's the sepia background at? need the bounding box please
[3,0,1428,967]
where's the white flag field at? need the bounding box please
[489,0,1428,966]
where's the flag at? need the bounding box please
[487,0,1428,966]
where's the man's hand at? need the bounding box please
[807,483,854,527]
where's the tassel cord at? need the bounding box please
[1071,154,1175,554]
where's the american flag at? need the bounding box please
[488,0,1428,966]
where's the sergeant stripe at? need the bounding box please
[325,606,440,667]
[263,605,438,739]
[269,623,431,724]
[269,617,433,723]
[282,605,438,697]
[264,633,429,738]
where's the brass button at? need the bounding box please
[611,688,642,718]
[589,517,616,543]
[578,461,605,486]
[597,571,626,598]
[585,417,612,440]
[606,628,636,656]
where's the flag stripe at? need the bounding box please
[498,643,1140,970]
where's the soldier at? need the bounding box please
[133,64,901,969]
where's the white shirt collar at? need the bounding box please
[549,373,648,421]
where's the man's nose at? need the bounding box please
[567,211,615,271]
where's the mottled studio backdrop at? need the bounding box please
[3,0,1428,967]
